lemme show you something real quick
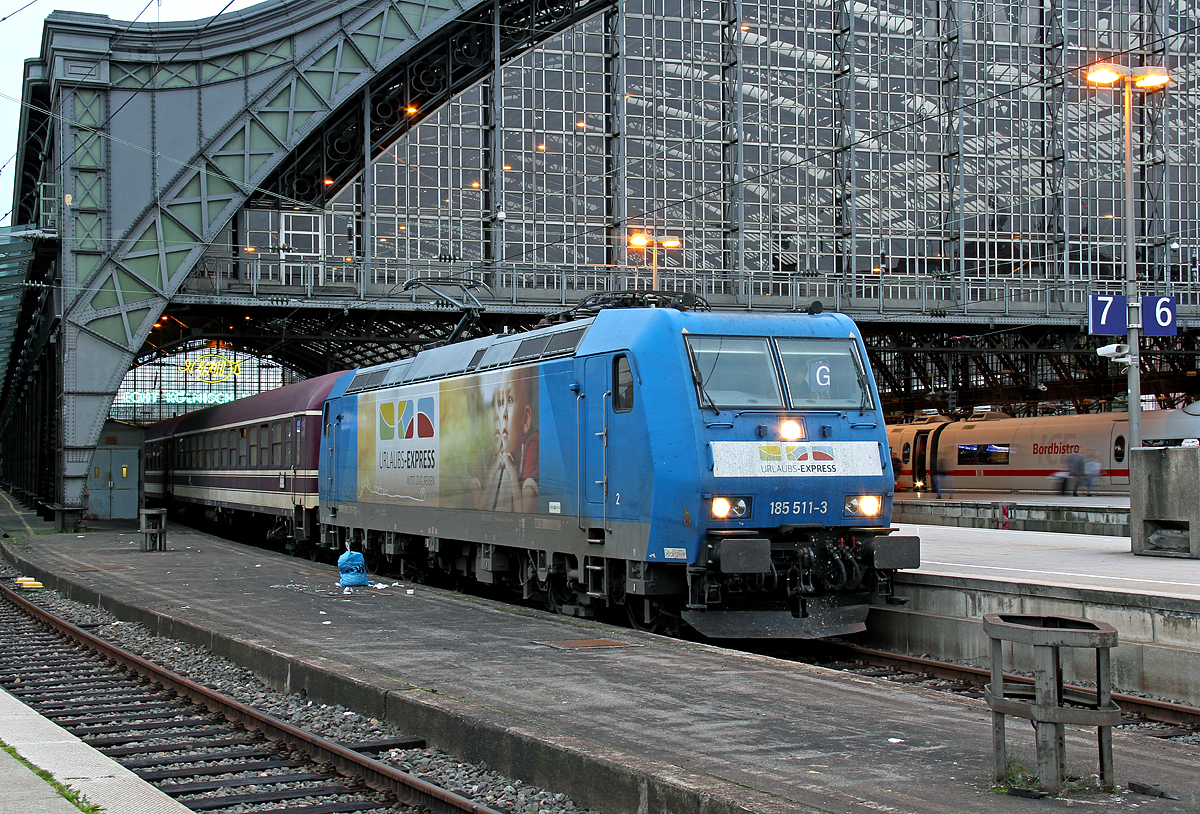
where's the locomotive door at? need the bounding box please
[582,356,609,524]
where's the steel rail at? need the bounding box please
[840,644,1200,729]
[0,583,505,814]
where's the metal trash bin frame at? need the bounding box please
[982,614,1121,795]
[139,508,167,552]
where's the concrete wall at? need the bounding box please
[892,498,1129,536]
[860,573,1200,707]
[1131,446,1200,558]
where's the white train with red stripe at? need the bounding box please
[888,407,1200,495]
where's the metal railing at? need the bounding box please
[178,255,1200,323]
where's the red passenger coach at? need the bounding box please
[145,371,351,550]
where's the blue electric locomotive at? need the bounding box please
[317,302,919,638]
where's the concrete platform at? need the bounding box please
[856,523,1200,708]
[1,503,1198,813]
[0,687,194,814]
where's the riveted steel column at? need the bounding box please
[833,0,858,300]
[722,0,746,293]
[606,5,629,269]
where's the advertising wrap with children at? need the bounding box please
[356,365,540,513]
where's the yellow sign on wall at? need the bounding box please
[178,353,243,384]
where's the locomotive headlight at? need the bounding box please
[844,494,883,517]
[711,497,750,519]
[780,419,805,441]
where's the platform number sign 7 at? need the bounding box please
[1088,295,1127,335]
[1141,296,1177,336]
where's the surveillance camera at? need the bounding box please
[494,210,506,222]
[1097,343,1130,360]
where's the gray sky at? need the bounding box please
[0,0,262,226]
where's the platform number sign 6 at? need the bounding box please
[1141,296,1177,336]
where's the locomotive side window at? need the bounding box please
[613,355,634,413]
[776,338,873,409]
[685,336,784,409]
[1114,435,1126,463]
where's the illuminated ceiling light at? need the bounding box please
[324,178,334,185]
[243,246,255,252]
[471,181,481,188]
[503,164,512,171]
[406,106,418,114]
[379,237,387,242]
[577,121,587,128]
[629,233,650,247]
[660,237,681,249]
[537,143,546,151]
[398,225,406,231]
[740,23,750,30]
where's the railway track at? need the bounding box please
[0,582,505,814]
[815,644,1200,736]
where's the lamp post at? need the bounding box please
[1085,63,1171,451]
[629,233,681,290]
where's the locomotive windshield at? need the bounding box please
[684,335,874,411]
[685,336,785,409]
[775,338,874,410]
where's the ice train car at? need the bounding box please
[147,303,920,639]
[888,407,1200,494]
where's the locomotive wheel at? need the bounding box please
[626,596,677,636]
[544,574,575,614]
[362,544,381,574]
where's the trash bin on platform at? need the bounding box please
[139,508,167,552]
[1131,446,1200,558]
[983,614,1120,795]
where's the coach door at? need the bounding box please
[912,431,931,490]
[1110,421,1130,485]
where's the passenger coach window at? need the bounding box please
[1114,436,1126,463]
[685,336,784,409]
[958,443,1010,465]
[613,355,634,413]
[902,442,911,464]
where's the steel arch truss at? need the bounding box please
[22,0,608,509]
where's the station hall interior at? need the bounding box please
[0,0,1198,519]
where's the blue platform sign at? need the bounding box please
[1141,296,1178,336]
[1089,294,1127,335]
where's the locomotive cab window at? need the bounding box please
[776,338,873,410]
[613,355,634,413]
[685,336,784,409]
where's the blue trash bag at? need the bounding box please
[338,549,370,587]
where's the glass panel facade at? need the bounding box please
[238,0,1199,297]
